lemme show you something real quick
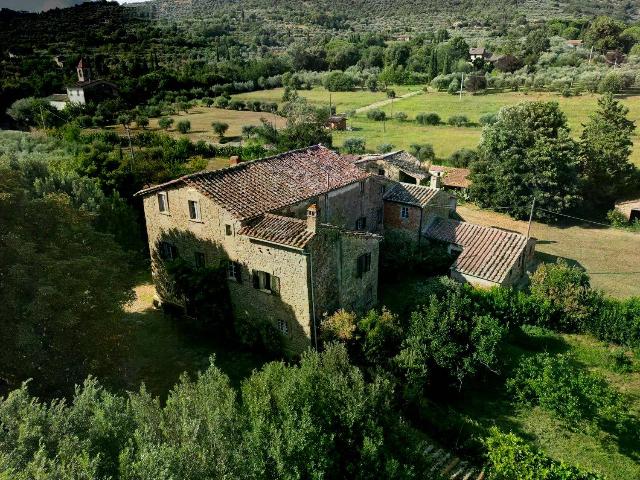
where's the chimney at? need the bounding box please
[429,172,442,190]
[229,155,240,166]
[306,204,319,233]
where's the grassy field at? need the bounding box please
[332,90,640,166]
[457,203,640,298]
[236,85,420,113]
[233,87,640,166]
[121,107,287,145]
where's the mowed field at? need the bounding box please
[126,107,287,144]
[457,203,640,298]
[238,86,640,166]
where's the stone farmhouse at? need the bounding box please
[136,145,535,352]
[136,146,383,352]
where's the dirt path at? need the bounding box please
[354,90,422,113]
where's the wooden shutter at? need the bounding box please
[235,263,243,283]
[252,270,260,289]
[271,275,280,296]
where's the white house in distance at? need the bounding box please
[48,58,118,110]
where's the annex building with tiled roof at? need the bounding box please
[136,145,383,353]
[424,218,536,287]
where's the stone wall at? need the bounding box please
[276,177,385,234]
[142,186,312,352]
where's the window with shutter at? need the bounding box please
[194,252,205,268]
[159,242,177,260]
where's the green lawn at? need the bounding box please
[235,85,421,113]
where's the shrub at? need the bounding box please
[320,309,357,343]
[323,71,356,91]
[366,109,386,121]
[212,121,229,139]
[378,143,395,153]
[486,428,605,480]
[506,353,630,430]
[409,143,435,162]
[358,308,404,368]
[447,78,460,95]
[529,260,595,331]
[215,96,230,109]
[228,100,245,111]
[607,209,629,227]
[447,115,470,127]
[176,120,191,134]
[478,112,497,126]
[342,137,366,154]
[135,115,149,129]
[158,117,174,130]
[448,148,477,168]
[394,111,408,122]
[416,112,440,125]
[202,96,214,107]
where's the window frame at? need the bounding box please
[227,261,242,282]
[276,319,290,337]
[252,270,280,295]
[400,206,410,219]
[356,252,372,278]
[194,251,206,268]
[157,191,169,214]
[225,224,232,236]
[355,216,367,231]
[188,199,202,222]
[159,241,177,261]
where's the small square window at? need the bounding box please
[194,252,205,268]
[188,200,201,221]
[378,168,385,176]
[355,216,367,231]
[400,206,410,219]
[157,192,168,213]
[276,319,289,336]
[225,224,232,236]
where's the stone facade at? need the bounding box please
[141,177,381,353]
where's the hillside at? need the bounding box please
[149,0,640,29]
[0,0,86,13]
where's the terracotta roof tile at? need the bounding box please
[358,150,428,179]
[424,218,533,283]
[238,214,315,249]
[430,165,471,189]
[383,182,439,208]
[135,145,370,220]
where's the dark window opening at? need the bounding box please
[356,252,372,278]
[194,251,206,268]
[159,242,178,260]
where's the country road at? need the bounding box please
[354,89,423,113]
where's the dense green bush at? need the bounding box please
[378,143,395,153]
[367,109,386,121]
[507,353,630,431]
[416,112,440,125]
[485,428,605,480]
[479,113,497,126]
[343,137,366,154]
[448,148,478,167]
[396,285,506,395]
[176,120,191,134]
[409,143,436,162]
[447,115,470,127]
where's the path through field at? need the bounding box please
[354,89,422,113]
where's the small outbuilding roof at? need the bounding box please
[358,150,428,180]
[429,165,471,189]
[424,218,533,284]
[383,182,440,208]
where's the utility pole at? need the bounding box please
[527,196,536,238]
[459,72,465,101]
[124,124,135,169]
[588,46,593,64]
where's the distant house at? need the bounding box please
[469,47,491,61]
[65,58,118,106]
[425,218,537,288]
[326,115,347,131]
[393,34,411,42]
[615,199,640,222]
[566,40,583,48]
[383,182,456,242]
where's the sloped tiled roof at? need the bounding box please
[424,218,532,284]
[383,182,439,208]
[358,150,427,179]
[135,145,370,220]
[430,165,471,189]
[238,214,315,249]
